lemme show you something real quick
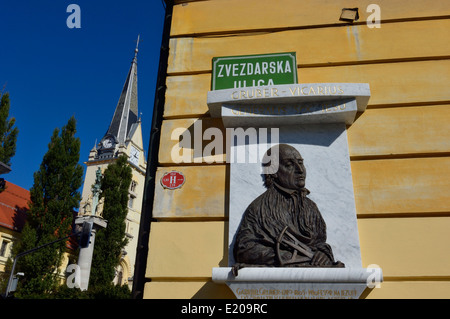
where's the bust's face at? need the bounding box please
[274,145,306,190]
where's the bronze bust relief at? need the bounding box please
[233,144,344,273]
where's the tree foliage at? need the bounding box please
[13,116,83,298]
[89,155,132,288]
[0,92,18,167]
[54,282,131,299]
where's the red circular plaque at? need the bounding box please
[160,171,185,190]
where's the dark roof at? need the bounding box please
[105,53,139,145]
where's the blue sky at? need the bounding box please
[0,1,165,191]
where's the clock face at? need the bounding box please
[102,137,114,149]
[130,146,140,165]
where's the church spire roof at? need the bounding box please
[105,36,140,145]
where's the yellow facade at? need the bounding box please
[0,227,15,273]
[142,0,450,298]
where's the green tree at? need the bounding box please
[13,116,83,298]
[0,92,18,167]
[89,155,132,294]
[0,92,19,192]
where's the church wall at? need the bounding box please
[125,166,146,286]
[80,140,147,288]
[143,0,450,298]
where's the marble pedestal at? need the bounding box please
[75,215,107,291]
[207,83,382,299]
[213,267,382,299]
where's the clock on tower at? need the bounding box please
[102,137,114,149]
[130,145,140,166]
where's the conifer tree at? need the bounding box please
[0,92,18,167]
[0,92,19,192]
[13,116,83,298]
[89,155,132,289]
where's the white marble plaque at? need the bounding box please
[227,123,361,267]
[208,82,382,299]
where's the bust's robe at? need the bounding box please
[233,183,340,267]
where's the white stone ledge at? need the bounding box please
[221,98,358,127]
[75,215,107,228]
[212,267,382,284]
[207,83,371,118]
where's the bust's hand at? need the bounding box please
[311,250,332,266]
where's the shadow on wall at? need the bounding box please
[192,281,236,299]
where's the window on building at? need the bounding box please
[128,196,134,209]
[130,180,137,193]
[117,270,123,286]
[0,240,9,257]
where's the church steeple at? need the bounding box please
[104,35,140,146]
[80,36,146,290]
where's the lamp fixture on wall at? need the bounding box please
[340,8,359,23]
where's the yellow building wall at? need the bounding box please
[144,0,450,298]
[0,227,16,273]
[0,226,78,287]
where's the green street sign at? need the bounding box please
[211,52,297,91]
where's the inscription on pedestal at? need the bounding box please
[230,284,365,299]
